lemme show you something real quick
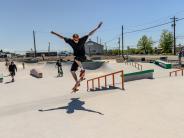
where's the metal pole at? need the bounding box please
[105,76,107,88]
[33,30,37,58]
[121,71,124,90]
[112,74,115,87]
[87,81,89,91]
[105,43,107,55]
[118,37,121,56]
[48,42,50,56]
[92,80,94,90]
[98,78,100,89]
[171,16,177,55]
[174,16,176,55]
[122,25,124,56]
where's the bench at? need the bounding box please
[30,69,43,78]
[154,60,172,69]
[0,74,3,83]
[0,78,3,83]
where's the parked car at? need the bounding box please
[58,51,72,56]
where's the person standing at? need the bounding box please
[178,50,182,66]
[22,62,25,69]
[8,61,17,82]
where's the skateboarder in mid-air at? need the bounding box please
[51,22,103,92]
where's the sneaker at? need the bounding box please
[79,70,85,78]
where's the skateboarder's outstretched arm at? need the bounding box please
[50,31,65,39]
[88,22,103,36]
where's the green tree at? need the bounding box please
[159,30,173,54]
[137,35,153,54]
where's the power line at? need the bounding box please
[105,21,171,44]
[176,36,184,38]
[176,17,184,21]
[104,17,184,47]
[125,16,171,30]
[124,21,172,35]
[124,17,184,35]
[105,34,121,43]
[125,10,184,30]
[105,22,170,44]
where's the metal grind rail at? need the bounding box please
[169,69,184,77]
[125,62,143,71]
[87,70,125,91]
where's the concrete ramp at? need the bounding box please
[82,61,105,70]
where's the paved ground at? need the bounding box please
[0,61,184,138]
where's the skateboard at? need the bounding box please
[72,70,85,93]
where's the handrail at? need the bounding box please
[169,69,184,77]
[125,62,143,71]
[87,70,124,91]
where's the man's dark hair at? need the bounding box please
[72,34,79,38]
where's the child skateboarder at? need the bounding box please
[56,59,63,77]
[51,22,103,92]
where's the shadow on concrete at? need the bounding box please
[38,98,104,115]
[4,81,14,84]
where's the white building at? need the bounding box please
[85,40,104,55]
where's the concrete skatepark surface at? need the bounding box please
[0,60,184,138]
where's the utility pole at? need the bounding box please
[118,37,121,56]
[33,30,37,58]
[48,42,51,56]
[171,16,178,55]
[122,25,124,57]
[105,42,107,55]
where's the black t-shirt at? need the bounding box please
[9,64,17,72]
[64,35,88,57]
[56,61,62,67]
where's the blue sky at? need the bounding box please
[1,0,184,53]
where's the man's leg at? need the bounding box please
[71,61,79,83]
[57,67,60,76]
[74,60,84,70]
[74,59,85,78]
[71,71,78,83]
[12,76,14,82]
[11,74,14,82]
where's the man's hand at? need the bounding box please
[50,31,65,39]
[97,22,103,29]
[88,22,103,36]
[50,31,55,34]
